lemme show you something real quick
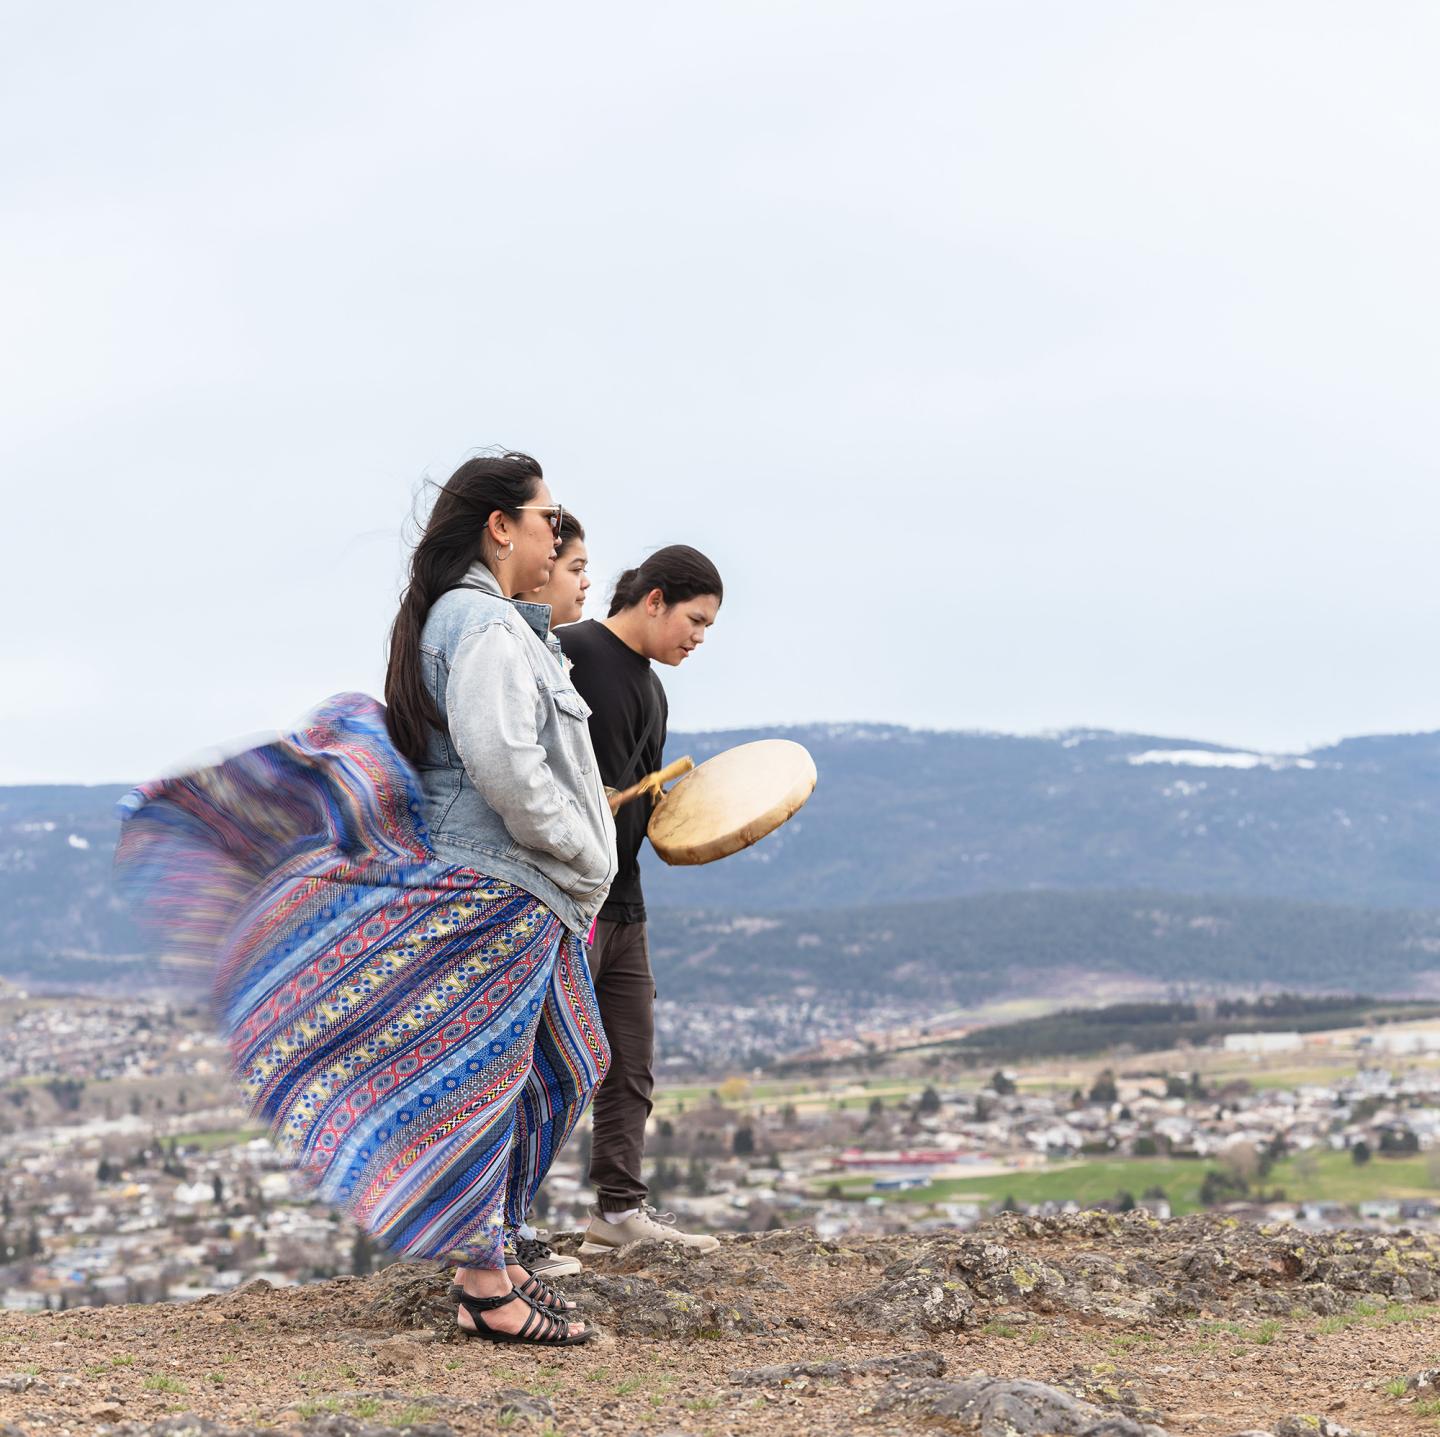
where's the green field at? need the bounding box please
[177,1127,264,1152]
[1240,1065,1359,1091]
[651,1075,930,1118]
[824,1148,1439,1215]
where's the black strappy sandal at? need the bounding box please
[449,1272,574,1318]
[514,1268,575,1314]
[454,1286,594,1346]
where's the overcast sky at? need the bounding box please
[3,1,1437,784]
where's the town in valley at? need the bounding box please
[6,980,1440,1312]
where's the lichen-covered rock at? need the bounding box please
[891,1235,1066,1304]
[730,1226,856,1263]
[989,1209,1165,1247]
[358,1262,453,1332]
[587,1236,789,1290]
[0,1376,50,1394]
[730,1351,945,1386]
[1055,1363,1164,1425]
[561,1269,772,1338]
[1272,1418,1367,1437]
[842,1232,1067,1330]
[495,1388,555,1423]
[96,1418,457,1437]
[869,1374,1170,1437]
[1054,1253,1152,1321]
[971,1210,1440,1321]
[837,1265,978,1334]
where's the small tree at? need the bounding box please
[1379,1127,1419,1156]
[1258,1132,1288,1178]
[1220,1140,1260,1186]
[650,1158,679,1205]
[685,1157,708,1197]
[1351,1140,1372,1166]
[1199,1168,1248,1206]
[732,1126,755,1157]
[991,1070,1017,1097]
[1088,1071,1118,1106]
[351,1230,375,1277]
[917,1086,942,1116]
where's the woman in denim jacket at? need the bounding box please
[377,452,616,1343]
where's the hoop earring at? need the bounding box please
[494,541,514,563]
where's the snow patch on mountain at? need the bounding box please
[1128,749,1319,771]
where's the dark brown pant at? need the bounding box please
[584,919,654,1210]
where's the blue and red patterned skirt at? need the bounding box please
[115,694,608,1267]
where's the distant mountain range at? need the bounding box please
[648,889,1440,1005]
[641,722,1440,913]
[3,722,1438,998]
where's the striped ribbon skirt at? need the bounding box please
[116,694,609,1267]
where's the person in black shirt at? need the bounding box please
[558,544,724,1257]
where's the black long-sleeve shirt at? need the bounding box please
[556,620,668,923]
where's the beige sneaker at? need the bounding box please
[579,1203,720,1255]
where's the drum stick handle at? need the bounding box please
[607,756,694,815]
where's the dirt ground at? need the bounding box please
[3,1215,1440,1436]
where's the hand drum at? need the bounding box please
[646,738,817,866]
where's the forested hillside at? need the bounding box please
[648,889,1440,1005]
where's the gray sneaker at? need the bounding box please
[511,1233,582,1280]
[579,1203,720,1255]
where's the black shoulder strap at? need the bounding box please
[616,686,663,788]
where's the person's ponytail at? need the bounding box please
[384,452,543,766]
[607,546,723,618]
[608,566,645,613]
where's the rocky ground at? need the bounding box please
[4,1212,1440,1437]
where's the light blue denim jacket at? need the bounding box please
[416,561,618,934]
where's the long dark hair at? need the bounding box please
[385,452,543,764]
[608,544,723,617]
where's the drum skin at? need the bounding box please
[647,738,817,866]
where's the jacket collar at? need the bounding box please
[460,561,554,643]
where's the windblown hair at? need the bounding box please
[385,452,543,765]
[608,544,723,618]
